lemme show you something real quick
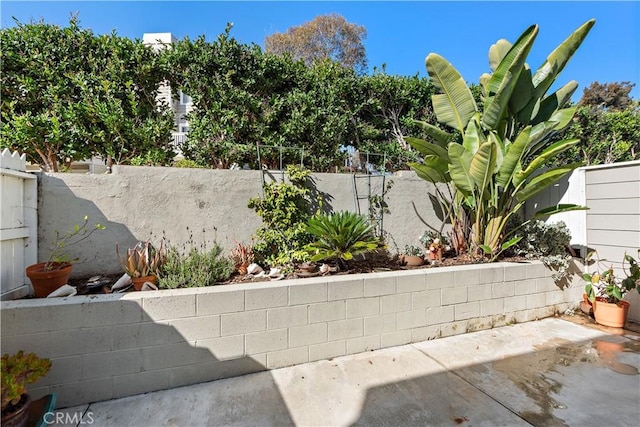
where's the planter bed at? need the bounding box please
[0,261,582,408]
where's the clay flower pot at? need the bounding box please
[131,275,157,291]
[25,262,73,298]
[400,255,423,267]
[593,299,630,328]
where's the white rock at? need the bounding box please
[267,267,282,277]
[320,264,330,274]
[47,285,77,298]
[111,273,132,291]
[141,281,158,291]
[88,276,102,283]
[247,263,263,275]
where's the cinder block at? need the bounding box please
[440,320,469,338]
[536,306,557,319]
[142,294,195,321]
[526,262,547,279]
[245,287,288,310]
[112,321,178,350]
[412,290,441,309]
[426,270,454,290]
[364,274,396,297]
[364,314,396,335]
[396,309,426,330]
[245,329,288,354]
[467,317,494,332]
[82,326,113,354]
[514,279,537,296]
[381,330,412,348]
[267,347,309,369]
[504,263,527,281]
[36,355,81,387]
[504,295,527,312]
[308,301,345,323]
[526,293,546,309]
[479,265,505,284]
[346,335,380,354]
[545,290,565,306]
[480,299,504,317]
[513,309,538,323]
[267,306,307,330]
[411,325,441,342]
[1,301,78,335]
[170,315,220,341]
[112,369,170,400]
[142,341,203,370]
[426,306,454,325]
[536,278,558,293]
[454,302,480,321]
[81,348,142,381]
[196,335,245,361]
[309,341,346,362]
[83,298,143,327]
[289,282,327,305]
[289,323,327,347]
[441,286,467,305]
[52,378,113,408]
[220,311,266,336]
[468,284,492,302]
[492,281,515,298]
[396,273,427,293]
[1,329,84,359]
[381,293,412,314]
[328,278,364,301]
[197,291,244,315]
[328,318,363,340]
[347,297,380,318]
[454,267,481,287]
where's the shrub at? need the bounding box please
[1,351,51,412]
[305,211,386,270]
[158,239,233,288]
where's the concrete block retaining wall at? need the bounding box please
[0,261,583,408]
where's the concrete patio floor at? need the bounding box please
[56,317,640,426]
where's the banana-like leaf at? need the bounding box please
[532,19,595,99]
[515,162,583,202]
[501,236,522,250]
[479,73,491,96]
[482,25,538,130]
[448,144,474,195]
[413,120,453,147]
[406,137,449,161]
[488,39,513,72]
[462,115,482,154]
[469,141,497,191]
[508,66,534,115]
[531,81,578,125]
[409,160,449,183]
[527,107,577,156]
[534,203,589,219]
[497,126,532,187]
[426,53,477,133]
[518,138,580,182]
[488,132,504,172]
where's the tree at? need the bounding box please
[0,18,174,171]
[578,81,635,110]
[265,13,367,73]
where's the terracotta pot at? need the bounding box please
[593,299,630,328]
[131,275,157,291]
[400,255,423,266]
[428,247,443,261]
[1,393,31,427]
[25,262,72,298]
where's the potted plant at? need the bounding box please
[584,250,640,328]
[116,240,165,291]
[230,241,254,275]
[419,231,451,262]
[26,216,105,297]
[1,351,52,427]
[400,245,424,267]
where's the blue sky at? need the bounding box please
[2,1,639,99]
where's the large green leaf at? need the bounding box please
[462,115,482,154]
[488,39,513,72]
[426,53,477,133]
[534,203,589,219]
[413,120,453,148]
[508,66,534,115]
[515,162,583,202]
[482,25,539,130]
[406,137,449,161]
[497,126,531,187]
[518,138,580,182]
[448,143,474,195]
[532,19,595,99]
[409,159,449,183]
[526,107,577,156]
[469,141,497,197]
[531,80,578,125]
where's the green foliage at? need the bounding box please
[46,215,105,269]
[584,250,640,304]
[408,20,595,259]
[402,245,423,256]
[1,351,51,412]
[248,166,317,267]
[0,17,174,171]
[305,211,386,270]
[159,240,233,289]
[174,158,204,169]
